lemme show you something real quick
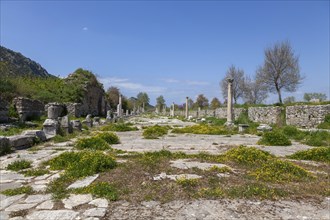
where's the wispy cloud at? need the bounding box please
[162,78,180,83]
[99,77,166,94]
[82,27,88,31]
[185,80,210,86]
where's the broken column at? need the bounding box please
[43,104,64,138]
[185,97,189,119]
[225,78,234,126]
[117,95,122,118]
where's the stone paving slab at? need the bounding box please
[67,174,99,189]
[63,194,93,209]
[153,172,202,181]
[26,210,79,220]
[170,159,230,170]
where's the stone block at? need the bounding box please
[59,115,73,133]
[21,130,47,142]
[0,136,10,155]
[257,124,272,132]
[8,135,35,149]
[47,105,64,119]
[71,120,82,131]
[43,119,60,138]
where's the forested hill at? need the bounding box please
[0,46,53,77]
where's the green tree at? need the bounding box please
[137,92,150,110]
[156,95,166,110]
[303,93,327,102]
[195,94,209,109]
[257,41,303,104]
[106,87,120,110]
[210,97,221,109]
[283,96,296,104]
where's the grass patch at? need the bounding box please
[317,114,330,129]
[101,123,138,132]
[176,177,199,188]
[72,182,118,201]
[75,136,111,151]
[304,131,330,147]
[6,160,32,171]
[281,126,305,141]
[1,186,34,196]
[21,168,50,177]
[258,130,292,146]
[94,132,120,144]
[142,125,170,139]
[223,146,273,166]
[208,165,232,173]
[52,132,78,143]
[172,124,235,135]
[203,117,226,126]
[287,147,330,163]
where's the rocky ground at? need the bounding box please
[0,117,329,220]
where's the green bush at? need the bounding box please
[1,186,34,196]
[142,125,169,139]
[317,114,330,129]
[75,136,111,150]
[287,147,330,163]
[250,159,312,182]
[94,132,120,144]
[282,126,305,141]
[21,168,50,177]
[223,146,273,166]
[172,124,233,135]
[73,182,118,201]
[304,131,330,147]
[258,130,292,146]
[204,117,226,126]
[47,151,117,178]
[7,160,32,171]
[101,123,138,132]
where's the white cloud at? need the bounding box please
[185,80,210,86]
[162,78,180,83]
[82,27,88,31]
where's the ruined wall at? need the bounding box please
[174,108,246,120]
[13,97,45,121]
[286,104,330,128]
[248,106,283,124]
[0,99,9,123]
[79,85,106,117]
[66,103,82,118]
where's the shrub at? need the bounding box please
[101,123,138,132]
[287,147,330,163]
[75,136,111,150]
[204,117,226,126]
[317,114,330,129]
[304,131,330,147]
[172,124,233,135]
[142,125,169,139]
[52,132,78,143]
[7,160,32,171]
[250,159,312,182]
[223,146,273,166]
[282,126,305,141]
[73,182,118,201]
[46,151,117,178]
[258,130,292,146]
[21,168,50,177]
[1,186,34,196]
[94,132,120,144]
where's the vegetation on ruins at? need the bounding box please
[6,159,32,171]
[210,97,221,109]
[256,41,303,104]
[101,123,138,132]
[172,124,234,135]
[142,125,170,139]
[75,136,112,150]
[317,114,330,129]
[257,130,292,146]
[1,186,34,196]
[287,147,330,163]
[94,132,120,144]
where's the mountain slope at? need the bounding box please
[0,46,53,77]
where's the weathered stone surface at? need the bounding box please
[0,98,9,123]
[257,124,272,132]
[21,130,47,142]
[63,194,93,209]
[0,194,25,210]
[0,136,10,154]
[153,173,202,181]
[5,203,37,212]
[13,97,45,122]
[89,198,108,208]
[24,194,51,203]
[66,103,82,118]
[30,184,47,192]
[67,174,99,189]
[26,210,78,220]
[36,200,54,210]
[8,135,34,149]
[83,208,106,217]
[42,119,60,138]
[286,104,330,128]
[248,106,283,124]
[0,211,9,220]
[71,120,82,131]
[83,114,93,127]
[46,103,66,119]
[170,159,229,170]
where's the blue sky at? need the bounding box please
[1,0,329,106]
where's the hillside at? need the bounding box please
[0,46,53,77]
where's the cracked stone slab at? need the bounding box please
[83,208,107,217]
[26,210,78,220]
[36,200,54,210]
[89,198,108,208]
[0,194,25,210]
[31,184,47,192]
[67,174,99,189]
[170,159,229,170]
[5,203,37,212]
[63,194,93,209]
[24,194,51,203]
[153,172,202,181]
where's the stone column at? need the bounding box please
[185,97,189,119]
[226,78,234,126]
[117,95,122,117]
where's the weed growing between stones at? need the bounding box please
[75,136,111,150]
[1,186,34,196]
[287,147,330,163]
[304,131,330,147]
[6,159,32,171]
[94,132,120,144]
[317,114,330,129]
[101,123,138,132]
[142,125,170,139]
[223,146,273,166]
[72,182,118,201]
[257,130,292,146]
[172,124,235,135]
[20,168,50,177]
[52,132,78,143]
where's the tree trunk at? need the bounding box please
[276,87,282,104]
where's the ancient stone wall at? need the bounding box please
[13,97,45,121]
[286,104,330,128]
[173,108,246,120]
[79,85,106,117]
[66,103,82,118]
[0,99,9,123]
[248,106,283,124]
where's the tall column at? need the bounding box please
[226,78,234,126]
[185,97,189,119]
[117,94,122,117]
